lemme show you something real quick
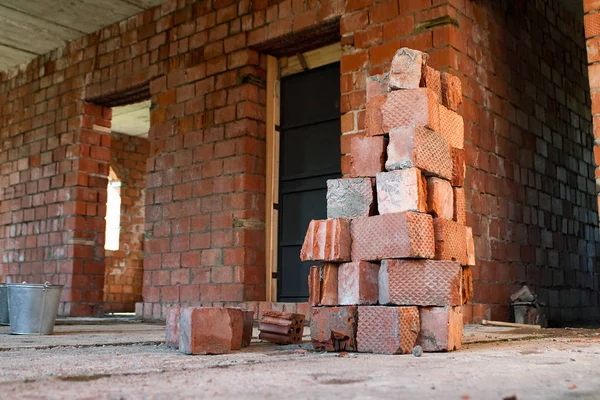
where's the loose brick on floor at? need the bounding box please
[311,306,358,352]
[179,307,244,355]
[441,72,463,111]
[376,168,427,215]
[351,212,435,261]
[350,136,386,177]
[417,306,463,352]
[327,178,375,218]
[300,218,351,262]
[357,306,420,355]
[165,306,180,348]
[388,48,427,90]
[451,148,466,187]
[426,177,454,220]
[338,262,379,305]
[258,310,305,345]
[366,88,440,136]
[420,66,442,101]
[433,218,468,265]
[438,104,464,149]
[466,227,476,266]
[379,259,462,306]
[453,187,466,225]
[385,125,452,180]
[462,266,473,304]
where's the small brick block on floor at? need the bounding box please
[379,259,462,306]
[351,212,435,261]
[426,177,453,220]
[165,306,180,348]
[451,148,466,186]
[179,307,243,355]
[308,264,338,306]
[338,262,379,305]
[258,310,305,345]
[300,218,351,262]
[438,105,464,149]
[434,218,468,265]
[388,48,427,90]
[311,306,358,352]
[376,168,427,215]
[386,125,452,180]
[350,136,386,177]
[367,88,440,136]
[420,66,441,101]
[327,178,375,218]
[357,306,420,355]
[417,306,462,352]
[441,72,462,111]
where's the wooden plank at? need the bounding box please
[265,55,281,302]
[280,43,341,77]
[0,44,35,71]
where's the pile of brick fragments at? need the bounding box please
[305,48,475,354]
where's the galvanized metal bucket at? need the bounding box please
[8,282,64,335]
[0,284,8,325]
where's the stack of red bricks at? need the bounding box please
[303,48,475,355]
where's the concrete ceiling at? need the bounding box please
[111,100,150,138]
[0,0,164,72]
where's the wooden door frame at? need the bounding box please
[264,43,341,302]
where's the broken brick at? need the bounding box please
[350,136,386,177]
[420,66,442,101]
[426,177,454,220]
[327,178,375,218]
[376,168,427,215]
[310,306,358,352]
[388,48,428,90]
[351,212,435,261]
[466,226,476,266]
[438,104,464,149]
[453,187,466,225]
[179,307,244,355]
[357,306,420,355]
[434,218,468,265]
[366,74,389,101]
[300,218,351,262]
[462,266,473,304]
[242,310,254,347]
[309,264,338,306]
[385,125,452,180]
[308,266,321,307]
[441,72,462,111]
[451,148,466,186]
[258,310,305,345]
[366,88,440,136]
[417,306,462,352]
[165,306,180,348]
[379,259,462,306]
[338,262,379,305]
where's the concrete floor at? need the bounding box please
[0,322,599,399]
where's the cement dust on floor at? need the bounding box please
[0,323,599,399]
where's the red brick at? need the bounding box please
[366,88,440,136]
[376,168,427,214]
[466,226,476,267]
[450,148,465,186]
[179,307,244,355]
[350,136,386,177]
[420,65,441,101]
[426,177,453,220]
[350,212,435,261]
[440,72,462,111]
[258,310,305,344]
[309,264,339,306]
[165,306,180,348]
[379,259,462,306]
[453,187,466,225]
[326,178,375,218]
[462,266,473,304]
[386,125,452,180]
[433,218,468,265]
[242,310,254,347]
[388,48,427,90]
[438,105,464,149]
[300,218,351,262]
[338,262,379,305]
[357,306,420,354]
[310,306,358,352]
[366,74,389,102]
[417,306,462,352]
[308,266,321,306]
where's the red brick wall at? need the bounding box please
[104,132,149,313]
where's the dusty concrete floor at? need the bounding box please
[0,322,599,399]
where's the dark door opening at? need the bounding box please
[277,62,341,302]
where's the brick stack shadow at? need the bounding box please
[306,47,476,355]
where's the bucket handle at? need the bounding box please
[37,282,51,335]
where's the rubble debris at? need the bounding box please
[510,285,547,327]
